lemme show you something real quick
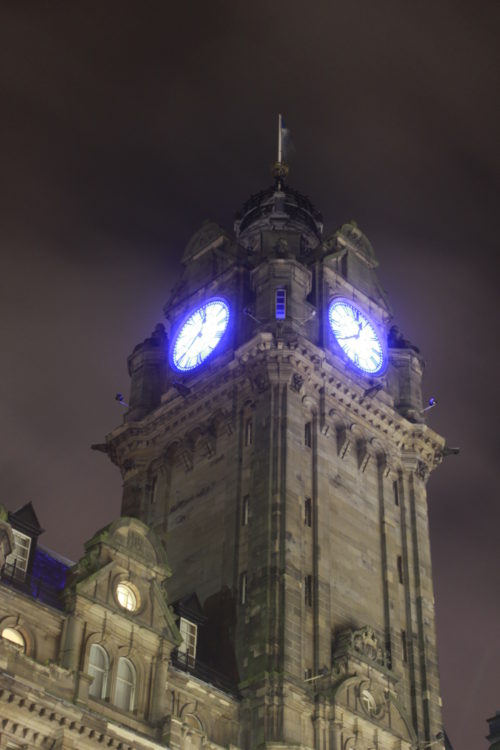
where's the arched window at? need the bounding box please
[88,644,109,699]
[1,627,25,652]
[114,657,136,711]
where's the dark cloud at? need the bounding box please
[1,3,499,748]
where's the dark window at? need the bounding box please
[275,288,286,320]
[242,495,249,526]
[304,422,312,448]
[304,497,312,527]
[245,418,253,446]
[393,480,399,506]
[397,555,403,584]
[341,253,348,278]
[150,477,157,504]
[240,571,247,605]
[304,574,313,606]
[401,630,408,662]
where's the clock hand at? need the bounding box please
[182,325,204,358]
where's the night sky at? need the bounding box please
[1,4,499,748]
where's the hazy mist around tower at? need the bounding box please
[1,3,499,749]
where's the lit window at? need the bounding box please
[116,582,138,612]
[360,689,377,714]
[114,657,136,711]
[5,529,31,580]
[275,288,286,320]
[304,422,312,448]
[179,618,198,666]
[242,495,249,526]
[1,627,25,652]
[88,644,109,699]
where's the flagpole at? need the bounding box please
[278,113,282,164]
[272,113,288,187]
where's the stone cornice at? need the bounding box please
[0,670,167,749]
[105,333,445,479]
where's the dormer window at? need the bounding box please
[179,617,197,666]
[5,529,31,581]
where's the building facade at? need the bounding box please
[1,165,447,750]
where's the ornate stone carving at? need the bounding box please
[290,373,304,392]
[416,460,429,482]
[333,626,390,671]
[253,373,269,393]
[182,222,228,264]
[334,222,378,269]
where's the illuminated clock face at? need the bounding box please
[328,298,385,375]
[171,298,230,372]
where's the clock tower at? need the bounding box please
[104,161,446,750]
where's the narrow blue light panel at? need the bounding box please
[275,288,286,320]
[172,298,230,372]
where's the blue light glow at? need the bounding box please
[328,298,385,375]
[172,298,230,372]
[275,288,286,320]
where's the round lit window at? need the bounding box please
[116,582,139,612]
[360,688,377,715]
[1,627,26,652]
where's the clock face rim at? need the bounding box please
[327,297,386,375]
[170,297,231,373]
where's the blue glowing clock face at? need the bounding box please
[328,299,385,375]
[171,298,230,372]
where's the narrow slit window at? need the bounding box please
[150,476,157,505]
[397,555,403,584]
[242,495,249,526]
[240,571,248,605]
[393,480,399,506]
[245,418,253,447]
[304,422,312,448]
[401,630,408,662]
[304,574,313,606]
[304,497,312,527]
[275,288,286,320]
[341,253,348,278]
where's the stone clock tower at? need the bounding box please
[104,164,447,750]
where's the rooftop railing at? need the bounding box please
[0,562,65,611]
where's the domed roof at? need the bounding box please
[234,182,323,250]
